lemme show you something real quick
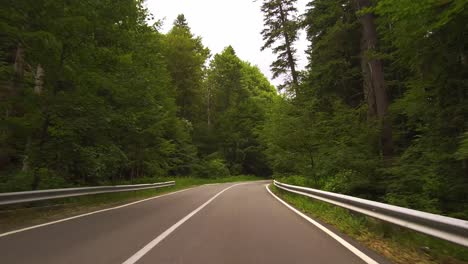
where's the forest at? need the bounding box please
[1,0,467,219]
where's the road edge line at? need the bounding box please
[0,186,202,238]
[265,184,379,264]
[122,183,245,264]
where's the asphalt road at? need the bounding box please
[0,181,389,264]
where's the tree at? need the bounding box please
[198,46,276,176]
[262,0,468,218]
[375,0,468,215]
[354,0,393,160]
[303,0,362,107]
[0,0,279,191]
[260,0,300,93]
[0,0,194,190]
[163,14,210,123]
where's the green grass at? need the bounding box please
[270,184,468,264]
[0,175,265,234]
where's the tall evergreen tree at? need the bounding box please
[354,0,393,160]
[260,0,300,93]
[163,14,210,123]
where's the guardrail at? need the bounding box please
[273,180,468,247]
[0,181,175,206]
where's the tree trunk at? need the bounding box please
[32,45,66,189]
[308,150,317,186]
[207,83,212,126]
[360,42,377,119]
[22,138,31,172]
[34,64,45,95]
[12,44,25,93]
[355,0,393,160]
[31,114,50,190]
[22,64,46,172]
[6,43,25,117]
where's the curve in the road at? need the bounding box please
[0,181,390,264]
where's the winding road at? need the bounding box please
[0,181,390,264]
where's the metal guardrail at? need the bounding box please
[274,180,468,247]
[0,181,175,206]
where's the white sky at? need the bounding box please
[145,0,309,88]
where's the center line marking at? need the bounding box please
[122,183,245,264]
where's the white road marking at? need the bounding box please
[265,184,379,264]
[122,183,245,264]
[0,186,200,238]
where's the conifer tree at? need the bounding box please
[260,0,300,93]
[164,14,210,122]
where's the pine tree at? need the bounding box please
[260,0,300,93]
[354,0,393,160]
[163,14,210,123]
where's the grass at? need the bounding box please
[270,184,468,264]
[0,175,264,234]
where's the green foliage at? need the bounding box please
[456,132,468,160]
[264,96,381,196]
[194,156,231,179]
[0,3,274,191]
[199,47,277,177]
[302,0,362,106]
[375,0,468,217]
[260,0,300,89]
[163,14,210,122]
[0,0,196,188]
[262,0,468,219]
[261,0,380,197]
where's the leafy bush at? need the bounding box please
[193,157,230,178]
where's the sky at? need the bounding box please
[145,0,309,87]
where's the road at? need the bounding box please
[0,181,389,264]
